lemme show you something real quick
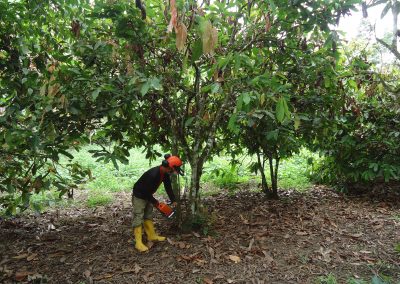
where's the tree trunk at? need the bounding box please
[189,156,203,215]
[171,144,182,229]
[392,0,398,50]
[256,151,269,194]
[268,156,279,199]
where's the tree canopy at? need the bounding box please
[1,0,399,216]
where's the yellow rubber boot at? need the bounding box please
[134,226,149,252]
[143,220,166,241]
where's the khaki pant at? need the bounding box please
[132,195,153,228]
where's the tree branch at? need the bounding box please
[376,38,400,60]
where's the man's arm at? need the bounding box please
[163,174,176,203]
[142,188,159,205]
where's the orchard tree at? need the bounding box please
[0,0,97,214]
[227,0,362,197]
[0,0,151,214]
[125,0,363,205]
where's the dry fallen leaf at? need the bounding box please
[178,241,187,249]
[228,255,241,263]
[208,246,215,259]
[27,253,38,262]
[15,271,33,281]
[143,272,154,282]
[262,251,274,265]
[134,263,142,274]
[318,247,332,263]
[167,238,176,245]
[247,238,255,251]
[203,277,213,284]
[296,231,308,236]
[83,270,91,278]
[147,241,154,249]
[239,214,249,225]
[13,253,29,260]
[349,233,363,238]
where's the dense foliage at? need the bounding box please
[1,0,399,216]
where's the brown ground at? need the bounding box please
[0,187,399,284]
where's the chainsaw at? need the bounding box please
[155,202,175,218]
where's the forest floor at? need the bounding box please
[1,186,399,284]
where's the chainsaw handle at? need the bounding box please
[155,202,175,218]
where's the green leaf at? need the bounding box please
[242,93,251,105]
[266,130,278,141]
[348,79,358,90]
[234,53,241,72]
[149,77,162,90]
[211,83,220,94]
[21,45,29,54]
[371,275,386,284]
[185,117,195,127]
[94,41,103,50]
[140,81,150,96]
[59,149,74,159]
[381,2,392,19]
[228,113,239,134]
[283,97,290,118]
[294,115,300,130]
[260,94,265,106]
[111,156,119,170]
[92,88,101,100]
[237,95,243,111]
[191,40,203,62]
[276,97,285,122]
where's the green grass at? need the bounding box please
[87,189,113,207]
[395,243,400,254]
[29,189,74,212]
[201,148,316,192]
[317,273,338,284]
[24,145,316,212]
[68,144,158,192]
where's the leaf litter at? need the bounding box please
[0,187,399,283]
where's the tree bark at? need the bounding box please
[268,156,279,199]
[257,151,269,194]
[391,0,398,50]
[171,143,182,229]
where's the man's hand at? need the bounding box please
[171,202,177,207]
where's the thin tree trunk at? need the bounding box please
[194,164,202,211]
[392,0,398,50]
[257,151,269,194]
[189,155,199,213]
[273,158,280,198]
[171,144,182,229]
[268,156,279,199]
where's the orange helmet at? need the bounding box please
[162,155,184,175]
[166,156,182,168]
